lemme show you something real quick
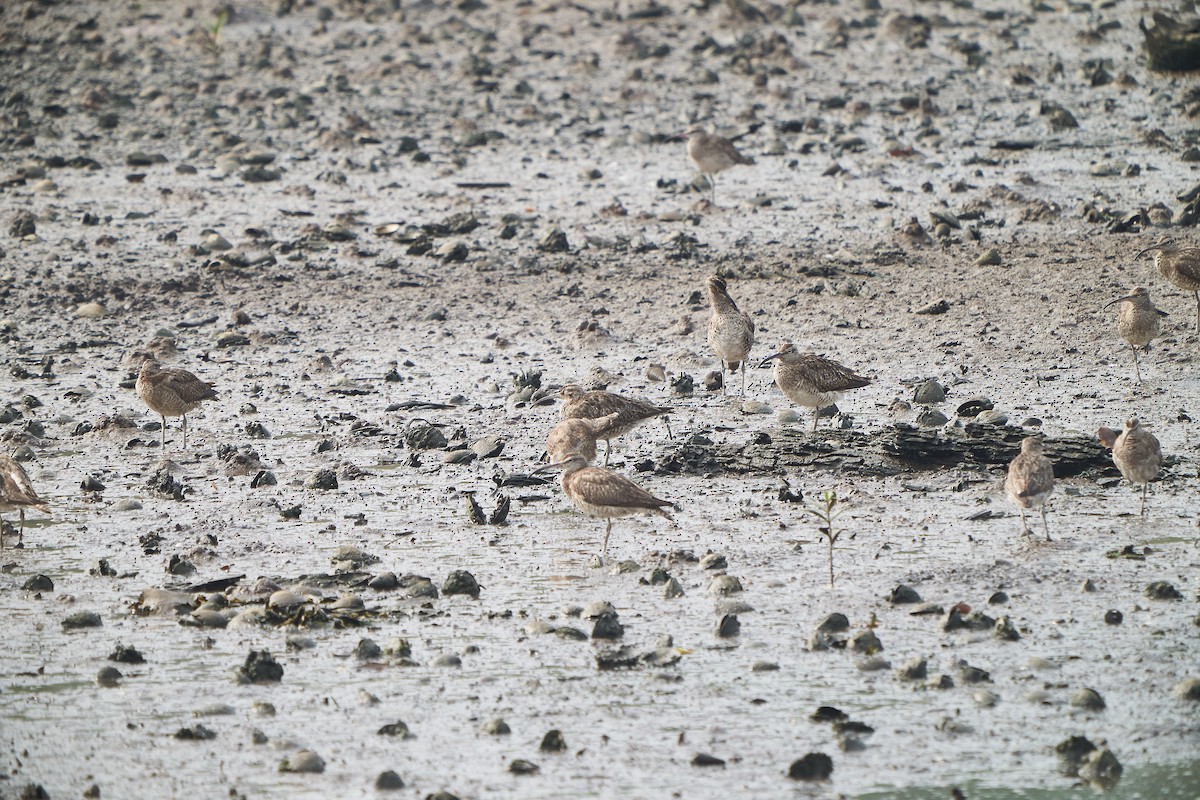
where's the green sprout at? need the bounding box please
[805,489,846,590]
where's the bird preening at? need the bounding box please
[706,275,755,397]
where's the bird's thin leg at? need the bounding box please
[182,414,188,449]
[1131,344,1142,384]
[740,363,747,397]
[160,414,167,450]
[1019,508,1028,534]
[18,509,24,547]
[0,513,5,550]
[602,519,612,556]
[1140,483,1147,516]
[603,439,611,467]
[1194,290,1199,334]
[720,361,727,396]
[1040,505,1050,541]
[811,411,819,432]
[663,416,673,441]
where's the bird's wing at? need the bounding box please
[0,455,48,509]
[800,354,872,391]
[571,468,671,509]
[162,368,219,402]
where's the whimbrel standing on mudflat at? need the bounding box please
[1105,286,1161,383]
[545,413,620,464]
[1137,237,1200,333]
[136,358,219,449]
[706,275,755,397]
[760,343,871,431]
[1005,437,1054,540]
[685,127,754,203]
[535,453,675,556]
[558,385,671,466]
[0,453,49,549]
[1099,418,1163,516]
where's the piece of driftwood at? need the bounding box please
[655,422,1115,479]
[1140,13,1200,72]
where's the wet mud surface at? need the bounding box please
[2,0,1200,798]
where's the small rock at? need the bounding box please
[1070,688,1106,711]
[235,650,283,684]
[280,749,325,773]
[993,615,1021,641]
[1171,678,1200,701]
[508,759,539,775]
[847,629,882,654]
[912,379,945,405]
[787,752,833,781]
[715,614,740,637]
[887,584,921,604]
[62,611,103,630]
[540,729,567,753]
[591,612,624,640]
[76,302,107,319]
[692,753,726,767]
[481,718,511,735]
[663,577,685,599]
[375,770,405,790]
[304,469,338,490]
[96,666,123,687]
[1079,747,1122,789]
[442,570,480,598]
[1104,609,1123,625]
[896,657,927,682]
[707,575,743,596]
[377,721,411,738]
[1145,580,1182,600]
[974,247,1001,266]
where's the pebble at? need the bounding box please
[433,654,462,668]
[663,578,685,598]
[1144,580,1182,600]
[707,575,743,596]
[715,614,740,637]
[896,657,927,681]
[95,667,122,687]
[540,729,567,753]
[375,771,404,790]
[1171,678,1200,701]
[847,629,882,654]
[888,584,922,604]
[740,400,772,415]
[75,302,107,319]
[787,752,833,780]
[698,552,727,571]
[912,379,945,405]
[1070,688,1106,711]
[268,590,305,610]
[62,611,103,630]
[974,409,1008,425]
[583,601,616,619]
[1104,609,1123,625]
[304,469,338,490]
[752,661,780,672]
[481,718,511,735]
[508,759,540,775]
[279,749,325,773]
[776,408,801,423]
[592,613,624,640]
[442,570,480,598]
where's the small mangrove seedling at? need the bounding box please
[806,489,846,590]
[203,11,228,55]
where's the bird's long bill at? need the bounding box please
[1134,246,1157,259]
[757,353,782,369]
[532,459,570,475]
[1104,295,1138,309]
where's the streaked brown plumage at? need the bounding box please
[706,275,755,397]
[1137,236,1200,333]
[558,384,670,465]
[535,453,675,555]
[1104,286,1161,383]
[0,453,49,549]
[1005,437,1054,540]
[760,342,871,431]
[685,127,754,202]
[136,358,219,449]
[545,412,620,464]
[1106,417,1163,516]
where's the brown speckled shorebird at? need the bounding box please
[535,453,676,556]
[1005,437,1054,540]
[1100,417,1163,516]
[1104,286,1162,383]
[545,412,620,464]
[685,127,754,203]
[706,275,755,397]
[760,343,871,431]
[0,453,49,549]
[136,358,219,449]
[1137,236,1200,333]
[558,385,671,466]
